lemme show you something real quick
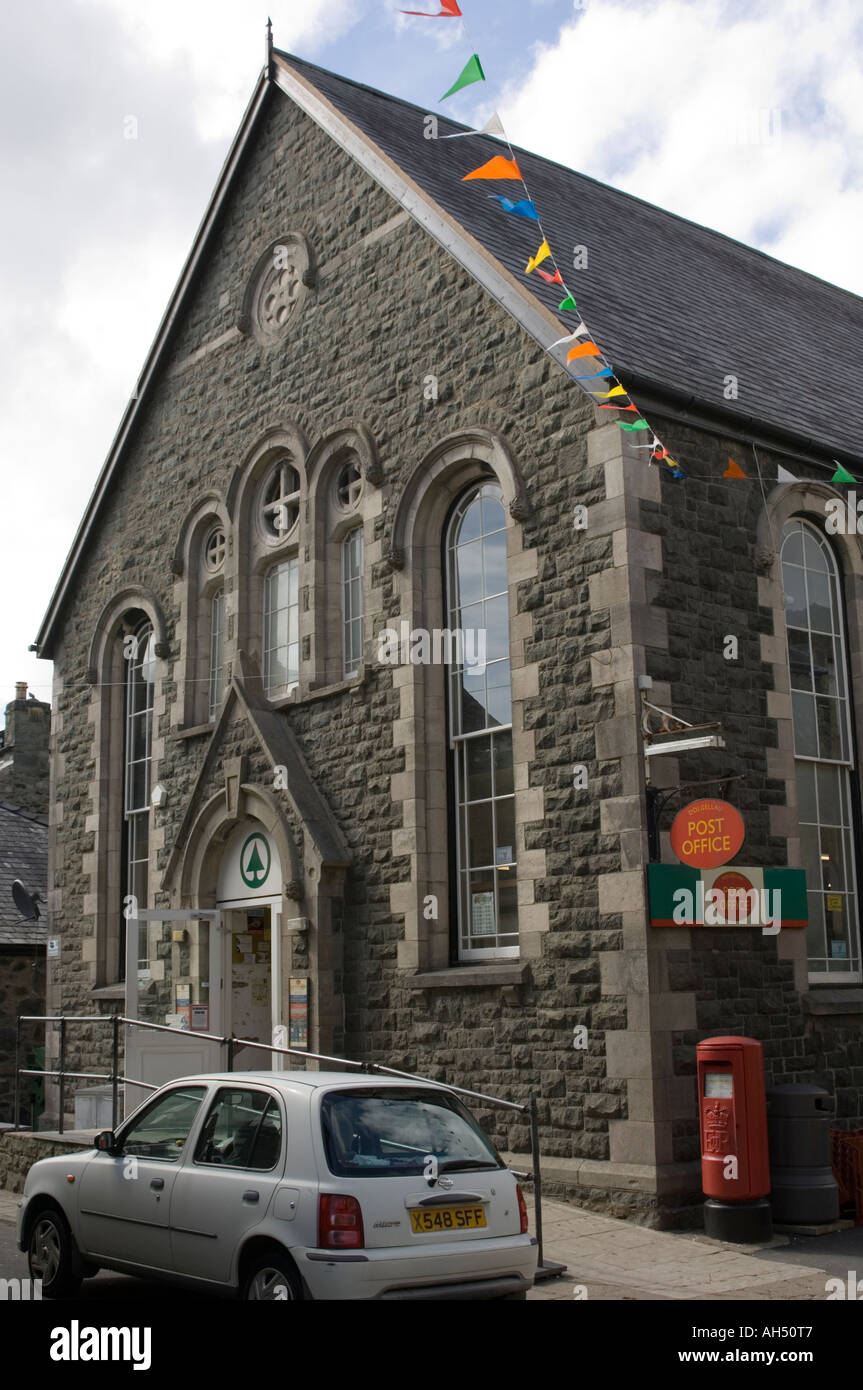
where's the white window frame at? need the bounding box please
[341,527,364,679]
[263,558,299,697]
[208,590,225,721]
[781,518,862,982]
[445,483,518,961]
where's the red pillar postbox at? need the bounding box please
[696,1036,772,1242]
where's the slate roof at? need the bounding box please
[276,53,863,463]
[0,802,48,946]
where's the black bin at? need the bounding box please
[766,1084,840,1225]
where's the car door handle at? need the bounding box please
[242,1190,260,1204]
[150,1178,165,1191]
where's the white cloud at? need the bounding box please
[497,0,863,294]
[93,0,362,140]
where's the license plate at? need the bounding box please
[410,1205,486,1233]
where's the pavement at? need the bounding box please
[1,1186,856,1301]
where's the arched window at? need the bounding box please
[342,528,364,679]
[445,482,517,959]
[208,590,225,721]
[123,621,156,974]
[781,519,861,979]
[263,559,299,696]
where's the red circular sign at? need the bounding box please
[670,798,745,869]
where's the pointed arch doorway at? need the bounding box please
[217,821,284,1071]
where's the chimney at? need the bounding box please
[1,682,51,816]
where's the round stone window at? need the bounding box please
[335,459,363,512]
[248,234,311,346]
[262,460,301,540]
[204,527,227,573]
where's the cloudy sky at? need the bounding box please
[1,0,860,720]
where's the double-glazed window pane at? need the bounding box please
[342,528,364,677]
[125,627,155,815]
[446,485,517,959]
[781,520,860,977]
[263,560,299,696]
[208,590,225,721]
[123,624,154,969]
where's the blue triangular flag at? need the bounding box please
[487,196,539,221]
[571,367,615,379]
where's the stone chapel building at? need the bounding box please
[31,46,863,1220]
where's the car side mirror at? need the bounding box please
[94,1130,119,1154]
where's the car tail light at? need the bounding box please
[319,1194,365,1250]
[516,1183,529,1234]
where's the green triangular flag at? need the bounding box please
[441,54,486,101]
[618,419,650,431]
[558,295,577,311]
[831,462,856,484]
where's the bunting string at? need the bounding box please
[399,0,688,478]
[398,1,859,492]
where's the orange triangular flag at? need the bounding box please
[724,458,747,479]
[462,155,522,181]
[567,342,601,361]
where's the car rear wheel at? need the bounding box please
[28,1210,83,1298]
[243,1252,301,1301]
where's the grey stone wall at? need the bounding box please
[643,414,863,1146]
[44,86,628,1171]
[39,74,863,1221]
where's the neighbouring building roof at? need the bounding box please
[0,802,48,946]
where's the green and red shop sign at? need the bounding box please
[649,797,807,928]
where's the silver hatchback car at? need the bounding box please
[17,1071,538,1300]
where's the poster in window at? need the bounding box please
[289,977,309,1049]
[471,892,495,937]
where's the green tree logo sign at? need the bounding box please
[240,833,271,889]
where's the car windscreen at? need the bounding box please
[320,1087,504,1178]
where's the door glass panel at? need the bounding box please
[134,918,211,1033]
[194,1088,280,1169]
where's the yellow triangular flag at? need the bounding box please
[525,240,551,274]
[591,385,628,399]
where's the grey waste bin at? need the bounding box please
[766,1084,840,1225]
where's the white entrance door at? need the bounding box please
[226,905,274,1070]
[124,910,223,1111]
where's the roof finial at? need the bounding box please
[266,17,273,78]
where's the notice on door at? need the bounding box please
[289,977,308,1050]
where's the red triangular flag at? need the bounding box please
[598,403,639,411]
[536,267,564,285]
[400,0,462,13]
[724,458,747,479]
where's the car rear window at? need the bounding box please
[320,1087,504,1178]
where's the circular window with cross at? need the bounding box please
[247,234,313,347]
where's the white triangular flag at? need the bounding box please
[777,465,799,483]
[549,322,590,348]
[442,111,507,140]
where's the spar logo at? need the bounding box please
[240,832,271,889]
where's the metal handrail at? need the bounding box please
[14,1010,555,1272]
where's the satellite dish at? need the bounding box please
[12,879,42,921]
